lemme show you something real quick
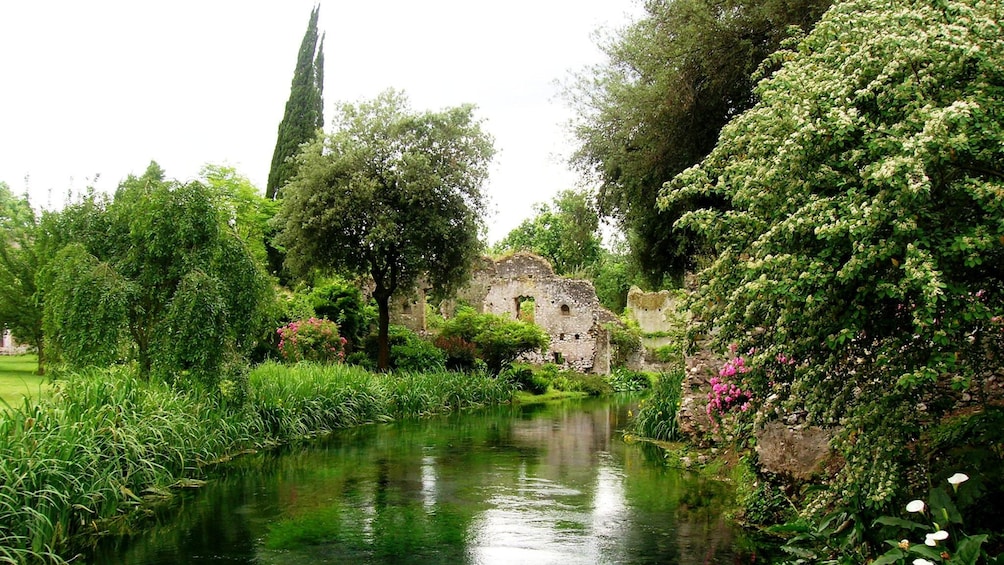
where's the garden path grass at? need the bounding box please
[0,355,47,406]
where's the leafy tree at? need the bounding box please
[664,0,1004,516]
[277,90,495,370]
[200,164,276,268]
[590,244,643,314]
[567,0,831,286]
[266,5,324,200]
[438,309,550,375]
[493,189,602,275]
[0,183,46,373]
[44,163,274,384]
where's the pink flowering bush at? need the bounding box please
[277,317,347,364]
[706,355,753,421]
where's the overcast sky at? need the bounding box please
[0,1,641,243]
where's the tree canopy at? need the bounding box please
[277,90,495,370]
[493,189,602,276]
[0,183,45,372]
[567,0,831,286]
[664,0,1004,512]
[44,163,274,384]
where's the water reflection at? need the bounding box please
[88,397,762,564]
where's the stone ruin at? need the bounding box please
[423,253,621,374]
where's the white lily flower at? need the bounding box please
[906,499,925,513]
[947,472,969,486]
[913,559,935,565]
[925,530,949,546]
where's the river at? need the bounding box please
[87,396,767,564]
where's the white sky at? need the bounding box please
[0,1,641,243]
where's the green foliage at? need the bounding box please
[550,370,613,396]
[606,319,642,367]
[590,242,646,313]
[277,90,494,369]
[663,0,1004,513]
[503,364,550,395]
[43,244,130,368]
[509,363,613,396]
[389,329,446,373]
[735,458,793,527]
[567,0,831,285]
[0,182,45,373]
[926,408,1004,536]
[606,367,652,392]
[43,163,274,383]
[361,325,445,373]
[266,5,324,200]
[631,370,684,442]
[308,277,375,351]
[493,189,602,275]
[199,164,276,267]
[438,309,550,375]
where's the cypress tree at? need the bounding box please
[266,6,324,200]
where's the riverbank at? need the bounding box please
[0,362,517,564]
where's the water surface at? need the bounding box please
[89,396,762,564]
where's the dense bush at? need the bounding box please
[606,367,652,392]
[362,325,445,372]
[503,363,550,395]
[308,277,375,352]
[438,308,549,374]
[663,0,1004,522]
[277,317,347,364]
[433,334,478,371]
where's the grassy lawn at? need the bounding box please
[0,354,48,406]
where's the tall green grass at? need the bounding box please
[0,362,516,563]
[631,369,685,442]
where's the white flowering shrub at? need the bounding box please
[663,0,1004,516]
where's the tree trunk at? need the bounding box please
[34,336,45,376]
[375,292,391,371]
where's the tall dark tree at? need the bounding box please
[567,0,832,287]
[266,5,324,200]
[277,90,495,370]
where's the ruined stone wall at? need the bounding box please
[390,289,427,333]
[451,253,617,373]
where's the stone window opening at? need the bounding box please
[552,351,564,364]
[560,304,571,316]
[402,301,412,314]
[574,334,580,340]
[515,295,535,323]
[559,333,565,341]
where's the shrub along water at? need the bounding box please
[631,369,685,442]
[0,362,517,564]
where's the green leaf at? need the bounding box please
[909,544,943,560]
[873,516,929,531]
[951,534,987,565]
[929,487,963,525]
[872,548,906,565]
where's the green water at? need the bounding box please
[88,396,768,564]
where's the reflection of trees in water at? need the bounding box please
[88,398,762,564]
